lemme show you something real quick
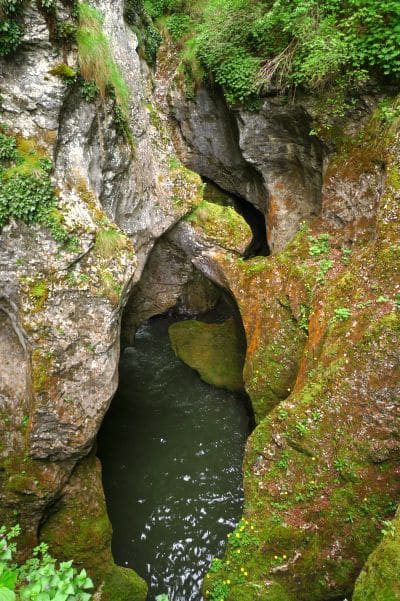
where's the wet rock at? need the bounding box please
[203,104,400,601]
[40,452,148,601]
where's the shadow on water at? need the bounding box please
[97,305,253,601]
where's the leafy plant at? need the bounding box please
[0,18,23,57]
[308,233,330,257]
[147,0,400,110]
[381,520,396,538]
[317,258,333,282]
[0,130,72,244]
[333,307,351,321]
[0,526,93,601]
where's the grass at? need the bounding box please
[76,3,129,116]
[94,228,127,258]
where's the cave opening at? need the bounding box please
[97,278,254,601]
[202,179,270,258]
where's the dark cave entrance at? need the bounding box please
[202,179,270,258]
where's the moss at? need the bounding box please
[167,156,203,211]
[169,318,245,392]
[94,228,127,258]
[226,581,294,600]
[102,565,148,601]
[186,200,252,252]
[352,509,400,601]
[48,63,77,79]
[31,348,54,395]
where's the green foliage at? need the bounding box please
[208,578,229,601]
[77,3,130,117]
[0,130,72,243]
[0,133,17,161]
[0,0,23,15]
[148,0,400,107]
[308,233,330,256]
[0,19,23,57]
[80,81,99,102]
[38,0,56,12]
[165,13,192,41]
[333,307,351,321]
[0,0,24,57]
[0,526,93,601]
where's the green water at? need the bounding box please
[97,314,251,601]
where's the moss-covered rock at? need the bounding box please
[169,317,245,391]
[352,508,400,601]
[40,453,147,601]
[185,199,252,255]
[202,102,400,601]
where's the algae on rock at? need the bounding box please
[169,317,245,392]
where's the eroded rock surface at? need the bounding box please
[0,1,201,598]
[168,77,324,252]
[202,103,400,601]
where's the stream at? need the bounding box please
[97,313,251,601]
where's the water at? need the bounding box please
[97,314,251,601]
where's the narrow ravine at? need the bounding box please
[97,310,252,601]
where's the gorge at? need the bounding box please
[0,1,399,601]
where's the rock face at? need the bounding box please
[168,76,324,252]
[0,1,200,598]
[352,506,400,601]
[202,104,400,601]
[1,3,399,601]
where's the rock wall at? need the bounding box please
[168,78,324,253]
[0,1,201,598]
[201,102,400,601]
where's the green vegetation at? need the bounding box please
[353,510,400,601]
[169,318,245,392]
[77,3,131,139]
[124,0,162,66]
[145,0,400,109]
[0,129,72,244]
[0,0,24,57]
[0,525,93,601]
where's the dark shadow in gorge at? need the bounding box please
[202,178,270,258]
[97,289,254,601]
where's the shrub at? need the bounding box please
[0,525,93,601]
[147,0,400,107]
